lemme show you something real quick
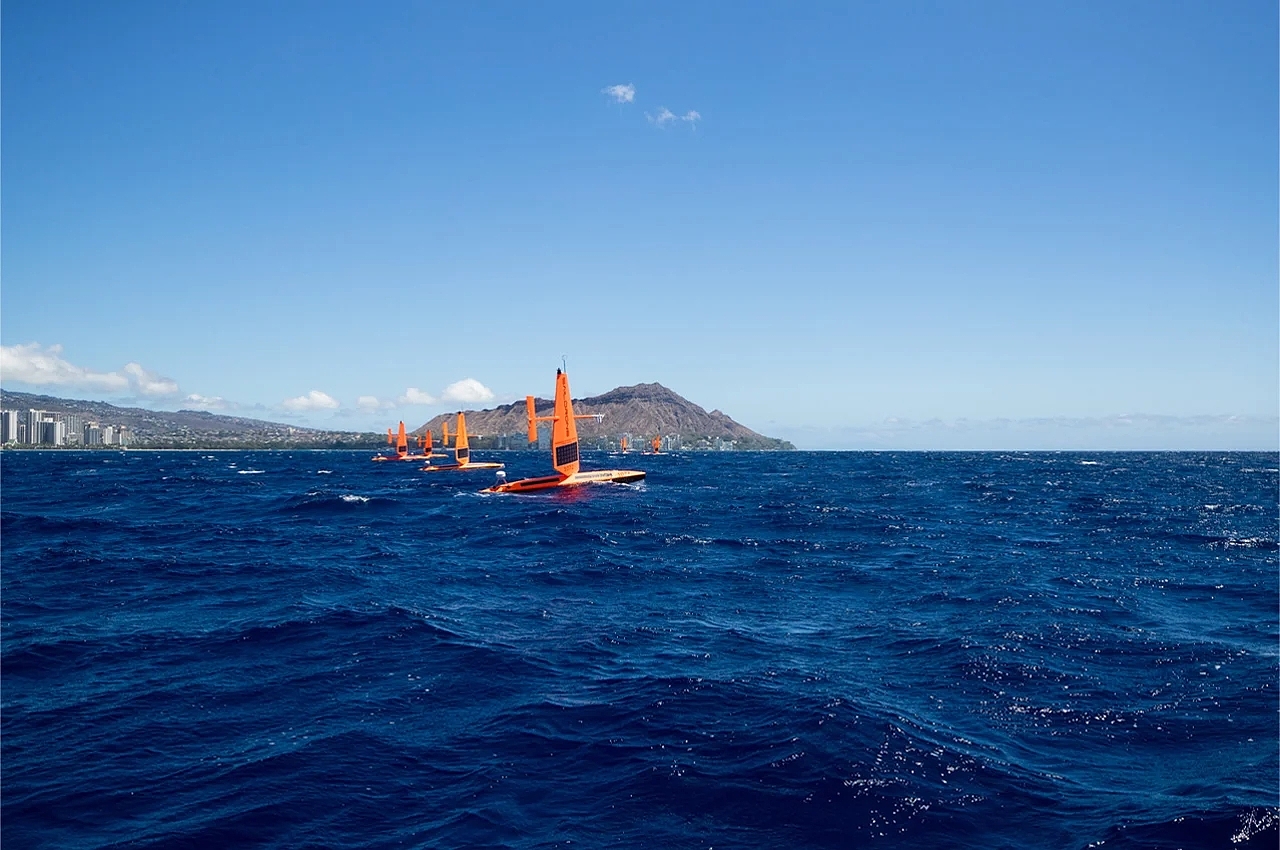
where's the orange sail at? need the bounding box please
[421,411,503,472]
[620,436,629,453]
[454,412,471,464]
[549,369,582,476]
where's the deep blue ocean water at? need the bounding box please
[2,449,1277,849]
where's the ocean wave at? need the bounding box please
[3,449,1275,849]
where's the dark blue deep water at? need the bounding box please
[3,450,1277,849]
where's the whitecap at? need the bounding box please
[340,494,370,503]
[238,469,265,475]
[317,470,333,475]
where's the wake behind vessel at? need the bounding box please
[485,368,645,493]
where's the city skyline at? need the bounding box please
[2,3,1276,449]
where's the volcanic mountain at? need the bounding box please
[417,383,793,451]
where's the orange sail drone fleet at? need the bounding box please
[373,368,646,492]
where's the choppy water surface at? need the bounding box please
[3,450,1277,849]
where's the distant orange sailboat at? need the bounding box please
[372,421,433,462]
[422,412,504,472]
[485,368,645,493]
[418,429,446,459]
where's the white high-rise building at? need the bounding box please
[24,410,45,445]
[40,419,66,446]
[84,423,104,446]
[1,410,18,443]
[102,425,116,445]
[57,414,84,446]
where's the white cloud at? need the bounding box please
[184,393,231,411]
[441,378,495,404]
[602,83,636,103]
[0,342,182,397]
[647,107,677,126]
[356,395,395,411]
[646,106,700,128]
[122,362,180,397]
[281,390,340,411]
[397,387,437,405]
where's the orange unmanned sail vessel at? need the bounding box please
[422,412,504,472]
[372,421,433,462]
[485,368,645,493]
[417,429,446,460]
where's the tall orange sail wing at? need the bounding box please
[551,369,581,477]
[396,421,408,455]
[454,413,471,464]
[442,420,451,447]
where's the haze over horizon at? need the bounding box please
[3,2,1276,450]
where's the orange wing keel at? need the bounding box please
[525,396,538,444]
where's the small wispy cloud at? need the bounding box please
[0,342,182,398]
[646,106,700,128]
[397,387,436,405]
[441,378,495,404]
[184,393,232,411]
[602,83,635,103]
[281,390,340,412]
[356,395,395,411]
[647,107,676,126]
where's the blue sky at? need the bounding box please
[3,1,1276,448]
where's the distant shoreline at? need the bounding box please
[3,446,1276,454]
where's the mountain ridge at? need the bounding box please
[417,383,793,451]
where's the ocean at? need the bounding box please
[2,449,1276,849]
